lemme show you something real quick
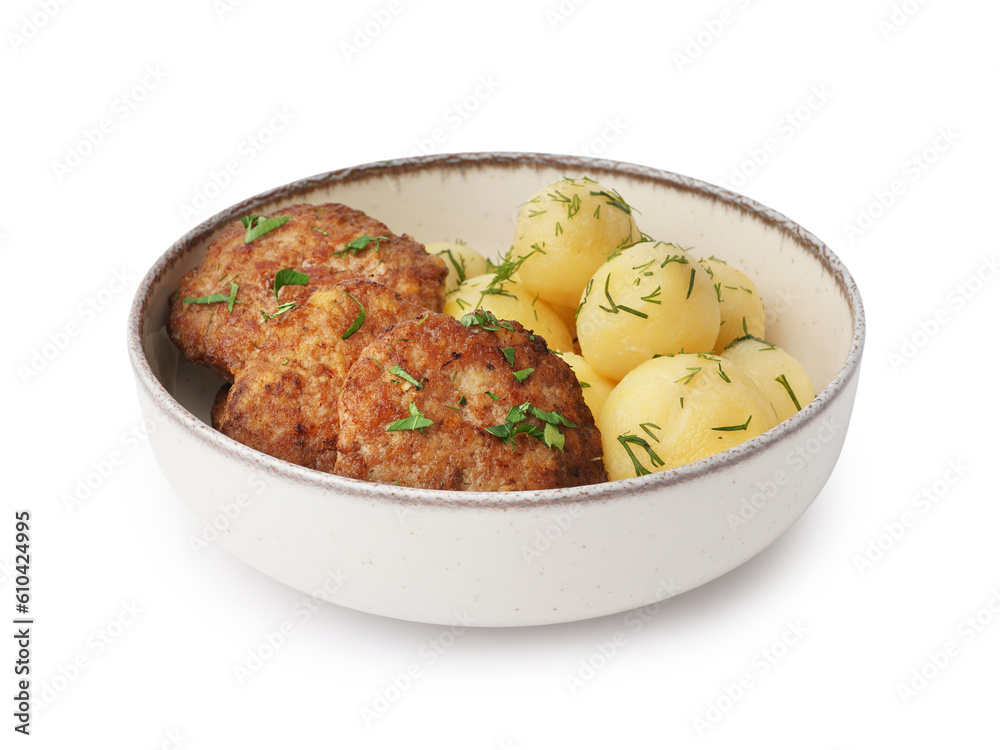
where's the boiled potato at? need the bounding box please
[426,241,489,293]
[723,336,815,422]
[549,302,580,352]
[699,256,765,351]
[597,353,778,480]
[511,177,641,309]
[556,351,617,420]
[576,241,720,381]
[443,272,574,353]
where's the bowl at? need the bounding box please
[127,152,865,627]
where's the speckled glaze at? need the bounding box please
[127,153,865,626]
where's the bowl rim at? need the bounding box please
[126,151,865,509]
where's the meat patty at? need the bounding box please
[212,279,427,473]
[169,203,447,380]
[335,311,608,491]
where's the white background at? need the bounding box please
[5,0,999,746]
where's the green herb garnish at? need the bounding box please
[460,309,515,331]
[675,367,701,385]
[273,268,310,299]
[337,233,387,256]
[241,215,289,244]
[617,433,665,477]
[386,402,435,433]
[341,291,366,340]
[775,374,803,411]
[711,415,752,432]
[512,368,535,383]
[389,365,425,390]
[184,281,240,314]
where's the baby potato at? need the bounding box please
[597,353,778,480]
[699,256,765,351]
[443,272,574,353]
[511,177,642,309]
[723,336,815,422]
[556,351,617,420]
[576,241,720,381]
[426,241,489,293]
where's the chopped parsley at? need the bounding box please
[388,365,425,390]
[340,291,366,340]
[485,402,577,451]
[512,368,535,383]
[184,281,239,314]
[241,215,289,244]
[273,268,310,298]
[336,233,387,256]
[386,402,435,433]
[459,309,515,331]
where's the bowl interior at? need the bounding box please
[138,153,859,463]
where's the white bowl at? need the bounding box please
[127,152,865,627]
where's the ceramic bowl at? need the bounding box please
[127,152,865,627]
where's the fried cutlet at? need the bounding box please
[169,203,447,380]
[335,311,608,491]
[212,279,427,473]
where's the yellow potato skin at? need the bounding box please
[723,337,815,423]
[426,241,489,293]
[597,353,778,480]
[557,352,617,421]
[443,273,574,353]
[511,178,641,309]
[576,241,720,381]
[699,257,766,352]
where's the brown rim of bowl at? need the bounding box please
[126,151,865,509]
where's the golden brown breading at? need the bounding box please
[212,280,426,472]
[169,203,447,380]
[335,312,608,491]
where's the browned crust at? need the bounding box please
[212,280,426,472]
[168,203,447,380]
[335,312,608,491]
